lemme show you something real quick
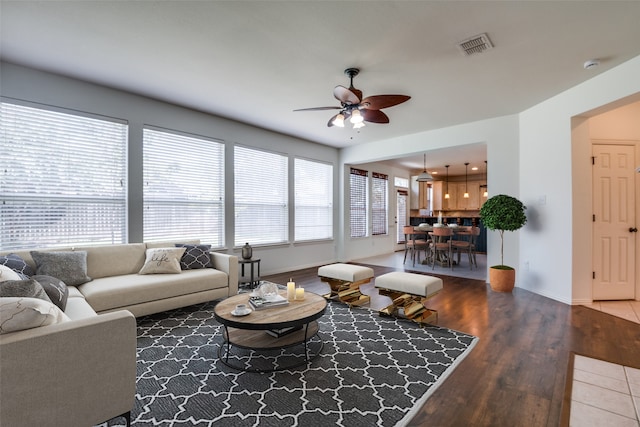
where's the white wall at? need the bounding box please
[338,115,520,275]
[519,55,640,304]
[0,62,340,275]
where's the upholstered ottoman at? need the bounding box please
[375,272,443,325]
[318,263,374,306]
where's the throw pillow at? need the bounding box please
[175,244,212,270]
[31,275,69,311]
[0,297,70,334]
[1,265,23,282]
[0,253,34,279]
[138,247,186,275]
[0,278,52,303]
[30,251,92,286]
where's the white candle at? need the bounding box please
[295,287,305,300]
[287,280,296,301]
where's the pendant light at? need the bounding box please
[463,162,470,198]
[483,160,488,197]
[416,154,433,182]
[444,165,450,199]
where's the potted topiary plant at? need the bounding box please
[479,194,527,292]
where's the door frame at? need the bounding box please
[590,139,640,302]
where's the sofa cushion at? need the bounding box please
[82,243,147,279]
[0,254,34,279]
[1,265,23,282]
[31,251,92,286]
[32,275,69,311]
[0,297,70,334]
[79,269,229,313]
[176,244,212,270]
[0,278,52,303]
[138,247,186,275]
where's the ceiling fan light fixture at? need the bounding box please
[350,109,364,124]
[353,121,365,129]
[332,113,345,127]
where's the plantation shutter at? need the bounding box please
[397,189,408,243]
[235,146,288,246]
[372,172,388,235]
[0,101,127,250]
[142,128,225,246]
[350,167,368,238]
[294,158,333,241]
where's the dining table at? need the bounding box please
[411,225,474,267]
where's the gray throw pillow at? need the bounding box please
[0,253,34,279]
[31,251,92,286]
[175,244,212,270]
[0,278,52,303]
[31,275,69,311]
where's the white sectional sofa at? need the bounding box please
[0,240,238,427]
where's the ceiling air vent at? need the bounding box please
[458,33,493,56]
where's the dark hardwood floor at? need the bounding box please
[264,263,640,427]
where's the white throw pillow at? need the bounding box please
[0,297,70,334]
[138,247,187,275]
[0,265,23,282]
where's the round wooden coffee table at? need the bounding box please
[214,291,327,372]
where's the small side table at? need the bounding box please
[238,258,261,288]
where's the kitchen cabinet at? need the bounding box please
[410,176,419,209]
[433,180,485,211]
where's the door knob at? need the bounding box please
[630,227,638,233]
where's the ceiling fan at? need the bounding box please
[294,68,411,128]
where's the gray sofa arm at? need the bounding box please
[0,310,137,427]
[210,252,239,296]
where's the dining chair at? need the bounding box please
[451,227,481,269]
[402,226,429,266]
[429,227,454,270]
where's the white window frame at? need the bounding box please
[0,100,128,250]
[349,167,368,238]
[372,172,388,236]
[142,127,225,246]
[294,158,333,242]
[234,145,288,246]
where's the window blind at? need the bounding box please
[372,172,388,235]
[0,101,127,250]
[349,167,368,238]
[294,158,333,241]
[143,128,224,246]
[235,146,288,246]
[397,189,408,243]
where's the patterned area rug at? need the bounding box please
[100,299,477,427]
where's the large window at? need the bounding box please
[349,167,368,238]
[372,172,388,235]
[294,158,333,241]
[235,146,288,246]
[143,128,225,246]
[0,101,127,250]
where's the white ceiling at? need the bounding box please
[2,1,640,176]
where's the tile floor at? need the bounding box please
[570,355,640,426]
[581,300,640,324]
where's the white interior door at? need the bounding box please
[592,144,636,300]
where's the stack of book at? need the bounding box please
[248,294,289,310]
[265,325,302,338]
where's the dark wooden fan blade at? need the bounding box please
[293,106,341,111]
[362,109,389,124]
[334,85,361,104]
[360,95,411,110]
[327,114,338,127]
